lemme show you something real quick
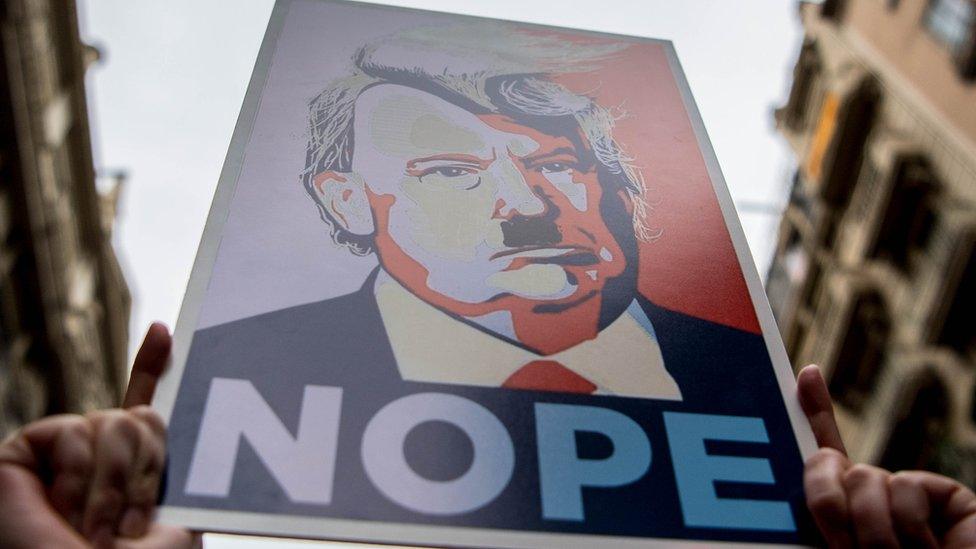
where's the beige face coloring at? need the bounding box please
[313,82,628,351]
[346,84,591,302]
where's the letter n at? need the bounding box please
[184,377,342,505]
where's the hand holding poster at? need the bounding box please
[153,1,819,545]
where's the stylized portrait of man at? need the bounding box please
[177,22,773,403]
[295,23,690,399]
[165,12,806,541]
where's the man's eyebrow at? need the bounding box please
[522,147,588,163]
[406,153,494,170]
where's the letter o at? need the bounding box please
[361,393,515,515]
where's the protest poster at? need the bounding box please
[152,0,820,546]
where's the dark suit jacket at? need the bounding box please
[163,271,812,543]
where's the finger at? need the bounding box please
[945,516,976,549]
[843,464,898,548]
[47,418,96,531]
[906,472,976,548]
[0,414,88,469]
[0,464,89,549]
[889,472,938,548]
[0,417,95,549]
[119,408,166,539]
[797,364,847,454]
[943,506,976,549]
[117,523,201,549]
[129,405,166,440]
[804,447,853,548]
[124,322,172,408]
[82,410,143,547]
[0,415,96,531]
[942,483,976,548]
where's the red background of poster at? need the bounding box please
[556,41,761,334]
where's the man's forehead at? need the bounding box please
[353,84,577,158]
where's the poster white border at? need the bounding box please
[151,0,819,545]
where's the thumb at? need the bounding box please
[123,323,172,408]
[797,364,847,455]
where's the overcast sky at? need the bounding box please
[78,1,801,546]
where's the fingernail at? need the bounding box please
[119,507,147,538]
[91,524,114,549]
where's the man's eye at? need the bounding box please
[425,167,474,178]
[538,162,573,173]
[417,166,481,188]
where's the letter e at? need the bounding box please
[663,412,795,531]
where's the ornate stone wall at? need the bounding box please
[0,0,130,436]
[769,0,976,485]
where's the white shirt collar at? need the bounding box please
[373,272,682,401]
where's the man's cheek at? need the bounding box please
[399,181,503,258]
[585,184,630,278]
[539,171,589,212]
[364,187,396,232]
[596,242,629,281]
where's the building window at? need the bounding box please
[971,381,976,424]
[830,292,890,412]
[790,170,816,223]
[879,372,948,473]
[801,261,823,309]
[784,42,822,131]
[935,237,976,357]
[924,0,976,54]
[767,225,808,324]
[788,322,809,360]
[819,78,880,209]
[848,155,882,229]
[822,0,847,20]
[872,157,938,270]
[804,91,841,184]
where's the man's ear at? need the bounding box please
[311,171,375,235]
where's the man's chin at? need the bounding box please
[527,289,599,314]
[507,289,604,355]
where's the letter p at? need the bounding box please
[534,403,651,521]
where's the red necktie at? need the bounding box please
[502,360,597,394]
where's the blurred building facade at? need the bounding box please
[768,0,976,484]
[0,0,129,436]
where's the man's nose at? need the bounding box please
[491,159,547,219]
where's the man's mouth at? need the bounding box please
[491,246,600,266]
